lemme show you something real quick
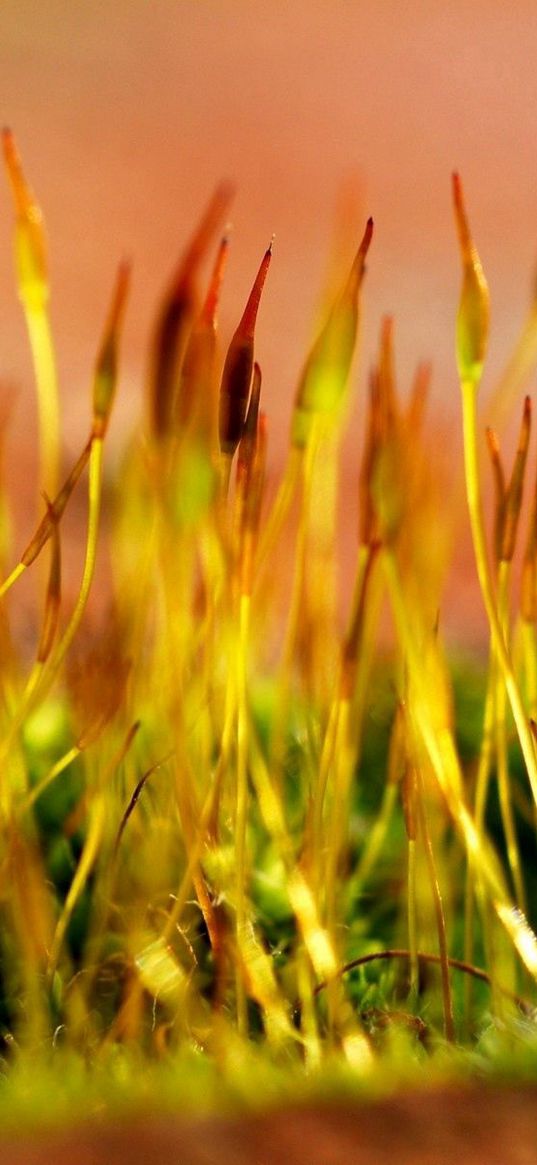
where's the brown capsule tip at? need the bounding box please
[236,243,273,337]
[110,259,131,328]
[182,180,235,275]
[519,395,532,452]
[347,216,374,294]
[362,216,374,252]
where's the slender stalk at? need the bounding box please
[25,308,61,498]
[494,560,526,911]
[461,383,537,807]
[521,619,537,721]
[19,745,81,815]
[0,438,104,780]
[416,775,455,1042]
[407,837,419,997]
[31,436,104,689]
[235,591,250,1035]
[383,547,537,980]
[463,655,495,1028]
[256,447,302,567]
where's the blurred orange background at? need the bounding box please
[2,0,537,647]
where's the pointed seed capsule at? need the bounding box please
[176,233,230,434]
[291,217,373,448]
[149,182,234,439]
[219,242,272,457]
[2,128,48,310]
[452,172,490,386]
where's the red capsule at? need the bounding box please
[219,242,272,457]
[176,234,230,436]
[148,182,233,439]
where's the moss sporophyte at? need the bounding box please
[1,131,537,1100]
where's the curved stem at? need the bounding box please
[313,948,532,1017]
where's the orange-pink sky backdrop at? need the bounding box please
[2,0,537,645]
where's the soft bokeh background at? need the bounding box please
[2,0,537,645]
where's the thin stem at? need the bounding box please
[256,447,302,568]
[235,591,250,1035]
[461,383,537,807]
[495,560,526,911]
[463,654,495,1028]
[407,838,419,998]
[416,775,455,1042]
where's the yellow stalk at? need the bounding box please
[407,837,419,997]
[256,447,302,567]
[383,547,537,981]
[354,781,398,886]
[461,383,537,808]
[33,435,104,688]
[0,436,104,780]
[2,129,60,498]
[323,698,352,936]
[463,655,495,1026]
[296,948,322,1069]
[25,308,61,498]
[416,773,455,1042]
[235,591,250,1035]
[47,793,106,978]
[521,619,537,721]
[19,745,81,816]
[494,560,526,911]
[0,561,26,601]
